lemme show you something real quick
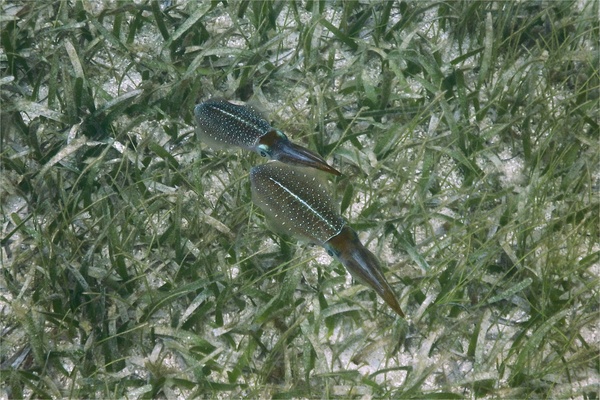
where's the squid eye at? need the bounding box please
[257,144,270,158]
[326,249,334,257]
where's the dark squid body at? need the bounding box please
[250,162,404,317]
[194,99,340,176]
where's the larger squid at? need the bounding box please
[250,162,404,317]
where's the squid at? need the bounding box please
[250,162,404,317]
[194,99,340,176]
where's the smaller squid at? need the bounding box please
[194,99,340,176]
[250,162,404,317]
